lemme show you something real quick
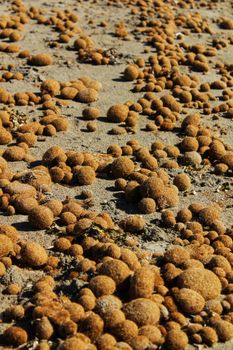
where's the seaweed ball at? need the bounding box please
[178,268,221,300]
[181,113,200,129]
[221,151,233,170]
[180,137,199,152]
[107,104,129,123]
[112,320,138,342]
[82,107,100,120]
[119,215,145,233]
[0,234,14,257]
[111,156,134,178]
[123,298,160,326]
[76,88,98,103]
[89,275,116,297]
[200,327,218,346]
[28,206,54,229]
[165,329,188,350]
[164,245,190,266]
[183,151,202,167]
[176,208,192,223]
[41,79,60,96]
[29,53,53,66]
[124,65,139,81]
[21,242,48,267]
[98,259,131,285]
[42,146,66,164]
[79,312,104,340]
[173,174,191,191]
[129,267,154,299]
[74,166,96,185]
[199,205,220,226]
[96,334,116,350]
[138,197,156,214]
[4,326,28,347]
[3,146,26,161]
[174,288,205,314]
[140,177,164,199]
[58,337,86,350]
[212,320,233,341]
[44,199,63,217]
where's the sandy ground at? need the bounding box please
[0,0,232,349]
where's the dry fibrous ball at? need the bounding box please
[4,283,21,295]
[107,104,129,123]
[112,320,138,342]
[82,107,100,120]
[74,166,96,185]
[41,79,60,96]
[96,333,116,349]
[173,174,191,191]
[79,312,104,340]
[58,337,87,350]
[200,326,218,346]
[123,298,160,326]
[44,199,63,217]
[180,136,199,152]
[178,268,221,300]
[60,87,78,100]
[21,242,48,267]
[0,234,14,257]
[4,304,25,321]
[119,215,145,233]
[208,255,231,273]
[89,275,116,297]
[212,320,233,341]
[138,197,156,214]
[4,326,28,347]
[29,53,53,66]
[198,205,220,226]
[140,177,164,199]
[76,88,98,103]
[120,248,141,271]
[42,146,66,165]
[164,246,190,266]
[3,146,26,161]
[129,267,155,299]
[165,329,188,350]
[111,156,134,178]
[161,94,182,113]
[183,151,202,167]
[86,121,97,132]
[98,259,131,285]
[36,316,54,340]
[124,64,139,81]
[28,206,54,229]
[174,288,205,314]
[176,208,192,223]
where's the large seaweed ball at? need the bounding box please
[161,94,182,113]
[3,146,26,161]
[58,337,87,350]
[140,177,164,199]
[79,312,104,341]
[0,234,14,257]
[96,333,116,350]
[176,208,192,223]
[123,298,160,326]
[82,107,100,120]
[74,166,96,185]
[165,329,188,350]
[76,88,98,103]
[44,199,63,217]
[173,174,191,191]
[124,65,139,81]
[98,259,131,285]
[41,79,60,96]
[42,146,66,164]
[211,320,233,341]
[157,185,179,209]
[28,206,54,229]
[120,248,141,271]
[13,194,38,214]
[138,197,156,214]
[89,275,116,297]
[4,326,28,347]
[119,216,145,233]
[29,53,53,66]
[221,151,233,170]
[111,156,134,178]
[178,268,221,300]
[129,267,154,298]
[181,113,200,129]
[198,205,220,226]
[21,242,48,267]
[173,288,205,314]
[112,320,138,342]
[107,104,129,123]
[164,246,190,266]
[0,128,12,144]
[180,136,199,152]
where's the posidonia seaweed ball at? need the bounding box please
[28,206,54,229]
[4,326,28,347]
[107,104,129,123]
[21,242,48,267]
[173,174,191,191]
[89,275,116,297]
[119,215,145,233]
[111,156,134,178]
[122,298,160,326]
[28,53,53,66]
[173,288,205,314]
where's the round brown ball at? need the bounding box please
[28,206,54,229]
